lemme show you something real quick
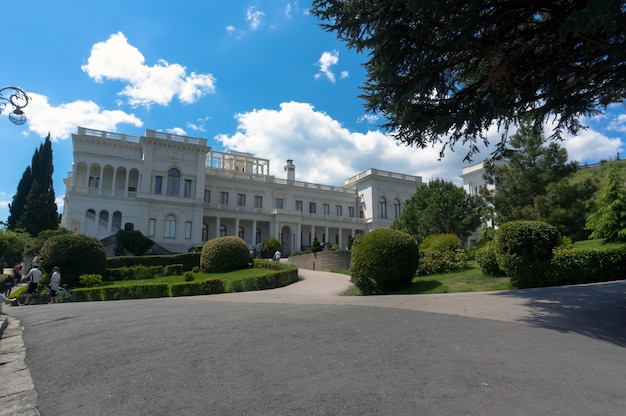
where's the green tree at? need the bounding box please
[392,179,485,243]
[585,164,626,242]
[7,167,33,230]
[9,134,58,235]
[481,120,591,238]
[0,229,35,267]
[311,1,625,158]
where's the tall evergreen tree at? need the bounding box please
[483,120,578,221]
[9,133,58,235]
[585,164,626,242]
[7,167,33,230]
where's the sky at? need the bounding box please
[1,0,625,225]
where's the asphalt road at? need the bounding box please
[4,270,626,416]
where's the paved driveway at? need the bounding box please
[2,270,626,415]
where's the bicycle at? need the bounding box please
[54,285,74,303]
[17,283,51,305]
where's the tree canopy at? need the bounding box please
[311,0,626,159]
[392,179,485,242]
[481,120,596,239]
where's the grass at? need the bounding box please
[335,261,513,295]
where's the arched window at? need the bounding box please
[220,225,227,237]
[164,215,176,238]
[379,197,387,219]
[238,226,245,240]
[167,168,180,197]
[99,210,109,228]
[202,224,209,242]
[394,199,401,219]
[256,227,262,245]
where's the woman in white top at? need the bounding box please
[49,266,61,304]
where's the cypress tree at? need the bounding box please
[7,167,33,230]
[8,133,58,235]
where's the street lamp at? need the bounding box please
[0,86,30,125]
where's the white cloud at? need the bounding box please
[215,101,481,187]
[607,114,626,132]
[166,127,187,136]
[562,129,623,163]
[226,25,236,32]
[81,32,216,107]
[246,6,265,30]
[23,93,143,141]
[316,51,340,83]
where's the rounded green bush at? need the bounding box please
[350,229,419,295]
[261,237,281,259]
[493,220,560,288]
[201,236,251,273]
[39,234,107,287]
[475,245,504,277]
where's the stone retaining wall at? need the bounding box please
[287,250,351,271]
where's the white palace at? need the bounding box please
[61,127,424,255]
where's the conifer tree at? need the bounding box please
[8,133,58,235]
[585,164,626,242]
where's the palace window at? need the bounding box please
[167,169,180,197]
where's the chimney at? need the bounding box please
[284,159,295,181]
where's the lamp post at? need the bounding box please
[0,86,30,125]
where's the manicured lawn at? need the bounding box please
[394,261,513,294]
[336,261,513,295]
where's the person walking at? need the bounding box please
[3,273,13,296]
[23,263,42,305]
[49,266,61,304]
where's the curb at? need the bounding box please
[0,316,41,416]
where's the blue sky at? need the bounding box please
[1,0,625,225]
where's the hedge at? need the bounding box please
[107,252,200,271]
[549,246,626,286]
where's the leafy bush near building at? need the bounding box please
[79,274,103,287]
[114,230,155,256]
[201,236,251,273]
[475,245,505,277]
[418,234,466,275]
[261,237,281,259]
[493,220,560,288]
[40,234,107,287]
[350,228,419,295]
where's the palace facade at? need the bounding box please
[61,127,423,255]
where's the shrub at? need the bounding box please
[475,245,505,277]
[114,230,155,256]
[350,229,419,295]
[493,220,560,288]
[311,237,322,253]
[164,264,183,275]
[549,246,626,286]
[184,271,195,282]
[418,234,465,275]
[40,234,106,287]
[419,233,462,252]
[79,274,103,287]
[261,237,281,259]
[201,236,251,273]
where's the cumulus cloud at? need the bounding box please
[215,101,481,187]
[315,51,341,83]
[22,92,143,141]
[81,32,216,107]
